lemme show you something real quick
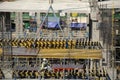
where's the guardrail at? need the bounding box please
[0,31,87,39]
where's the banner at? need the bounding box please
[71,13,78,17]
[60,12,66,16]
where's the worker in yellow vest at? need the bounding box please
[57,39,59,48]
[71,39,76,49]
[59,39,63,49]
[68,40,71,49]
[43,39,47,49]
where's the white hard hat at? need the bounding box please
[43,58,47,61]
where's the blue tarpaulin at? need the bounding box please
[70,23,87,28]
[48,22,59,28]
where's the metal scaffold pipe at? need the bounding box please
[111,0,116,80]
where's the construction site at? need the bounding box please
[0,0,120,80]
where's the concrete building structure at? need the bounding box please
[0,0,120,80]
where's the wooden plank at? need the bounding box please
[3,48,102,59]
[39,49,101,54]
[0,48,2,55]
[38,49,102,59]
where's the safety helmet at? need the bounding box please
[43,58,47,61]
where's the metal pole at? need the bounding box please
[111,0,115,80]
[39,57,41,80]
[36,5,51,37]
[63,55,65,80]
[1,15,5,62]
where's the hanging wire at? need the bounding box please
[50,5,65,38]
[36,1,92,39]
[36,3,64,38]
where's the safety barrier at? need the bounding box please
[0,38,102,49]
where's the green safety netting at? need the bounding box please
[22,13,30,19]
[10,12,15,19]
[24,22,30,29]
[114,13,120,20]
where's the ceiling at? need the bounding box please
[0,0,119,13]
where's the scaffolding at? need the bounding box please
[0,0,114,79]
[0,12,13,79]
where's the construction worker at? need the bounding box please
[25,70,29,78]
[79,39,82,49]
[12,38,16,47]
[88,41,91,49]
[59,39,63,49]
[40,58,52,72]
[56,39,60,48]
[34,71,39,78]
[45,39,48,48]
[40,39,44,49]
[23,39,27,48]
[48,39,51,49]
[43,39,47,49]
[27,39,32,48]
[93,41,97,49]
[68,40,71,49]
[75,39,79,49]
[72,39,76,49]
[91,41,94,49]
[50,39,53,48]
[65,39,68,49]
[62,39,66,49]
[56,70,61,79]
[54,39,56,48]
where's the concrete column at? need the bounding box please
[83,13,89,40]
[91,11,100,41]
[15,12,23,38]
[15,12,19,37]
[92,23,99,41]
[36,12,41,29]
[36,12,41,37]
[102,48,108,64]
[100,59,102,68]
[19,12,23,34]
[15,12,19,36]
[85,24,89,40]
[89,0,100,41]
[66,12,71,38]
[90,59,93,70]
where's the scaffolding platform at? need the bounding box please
[0,47,102,59]
[38,49,102,59]
[4,47,38,56]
